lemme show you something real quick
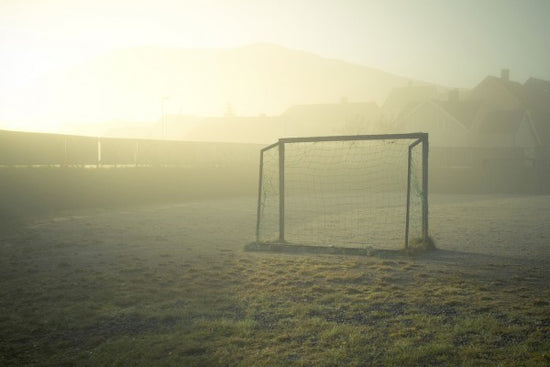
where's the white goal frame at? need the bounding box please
[255,133,429,249]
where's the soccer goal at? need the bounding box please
[255,133,428,250]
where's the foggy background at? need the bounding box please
[1,0,550,136]
[1,0,549,223]
[1,3,550,364]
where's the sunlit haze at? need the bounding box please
[1,0,549,134]
[2,2,550,363]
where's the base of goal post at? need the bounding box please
[244,242,394,257]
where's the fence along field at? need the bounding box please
[0,129,260,229]
[0,129,260,167]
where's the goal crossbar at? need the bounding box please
[277,132,428,145]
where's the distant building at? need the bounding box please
[522,77,550,149]
[280,101,383,136]
[468,69,525,110]
[395,70,549,149]
[183,101,384,143]
[394,72,547,184]
[395,91,481,147]
[382,84,439,121]
[471,109,540,150]
[185,115,284,144]
[467,71,549,165]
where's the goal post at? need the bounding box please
[255,133,429,250]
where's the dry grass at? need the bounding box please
[1,226,548,366]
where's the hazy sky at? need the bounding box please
[1,0,549,133]
[1,0,549,88]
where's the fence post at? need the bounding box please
[63,136,68,167]
[97,138,101,168]
[134,140,139,167]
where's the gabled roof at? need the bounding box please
[395,97,482,130]
[528,109,550,146]
[469,75,526,108]
[523,77,550,112]
[432,99,484,129]
[382,85,438,114]
[522,78,550,146]
[282,102,381,121]
[524,77,550,94]
[186,115,283,143]
[477,109,526,134]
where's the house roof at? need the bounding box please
[469,75,526,108]
[477,109,526,135]
[524,77,550,94]
[432,99,484,129]
[283,101,380,113]
[382,85,438,114]
[528,109,550,146]
[522,78,550,145]
[523,77,550,112]
[282,102,381,121]
[186,115,283,143]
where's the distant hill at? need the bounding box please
[7,44,429,128]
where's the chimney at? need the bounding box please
[501,69,510,81]
[448,89,459,103]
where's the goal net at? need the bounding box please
[255,133,428,250]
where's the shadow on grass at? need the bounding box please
[244,241,548,268]
[244,242,434,258]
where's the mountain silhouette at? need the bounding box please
[8,43,431,126]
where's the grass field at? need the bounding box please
[0,195,549,366]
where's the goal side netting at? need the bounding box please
[255,133,428,250]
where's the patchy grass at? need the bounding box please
[0,231,549,366]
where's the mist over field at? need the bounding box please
[1,1,549,366]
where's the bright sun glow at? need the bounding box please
[1,0,549,135]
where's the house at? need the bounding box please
[466,73,550,190]
[468,108,541,173]
[184,101,383,143]
[468,69,526,110]
[393,91,485,173]
[522,77,550,146]
[388,70,550,191]
[523,77,550,112]
[472,109,540,149]
[280,101,383,136]
[382,84,439,121]
[395,91,481,147]
[185,115,285,144]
